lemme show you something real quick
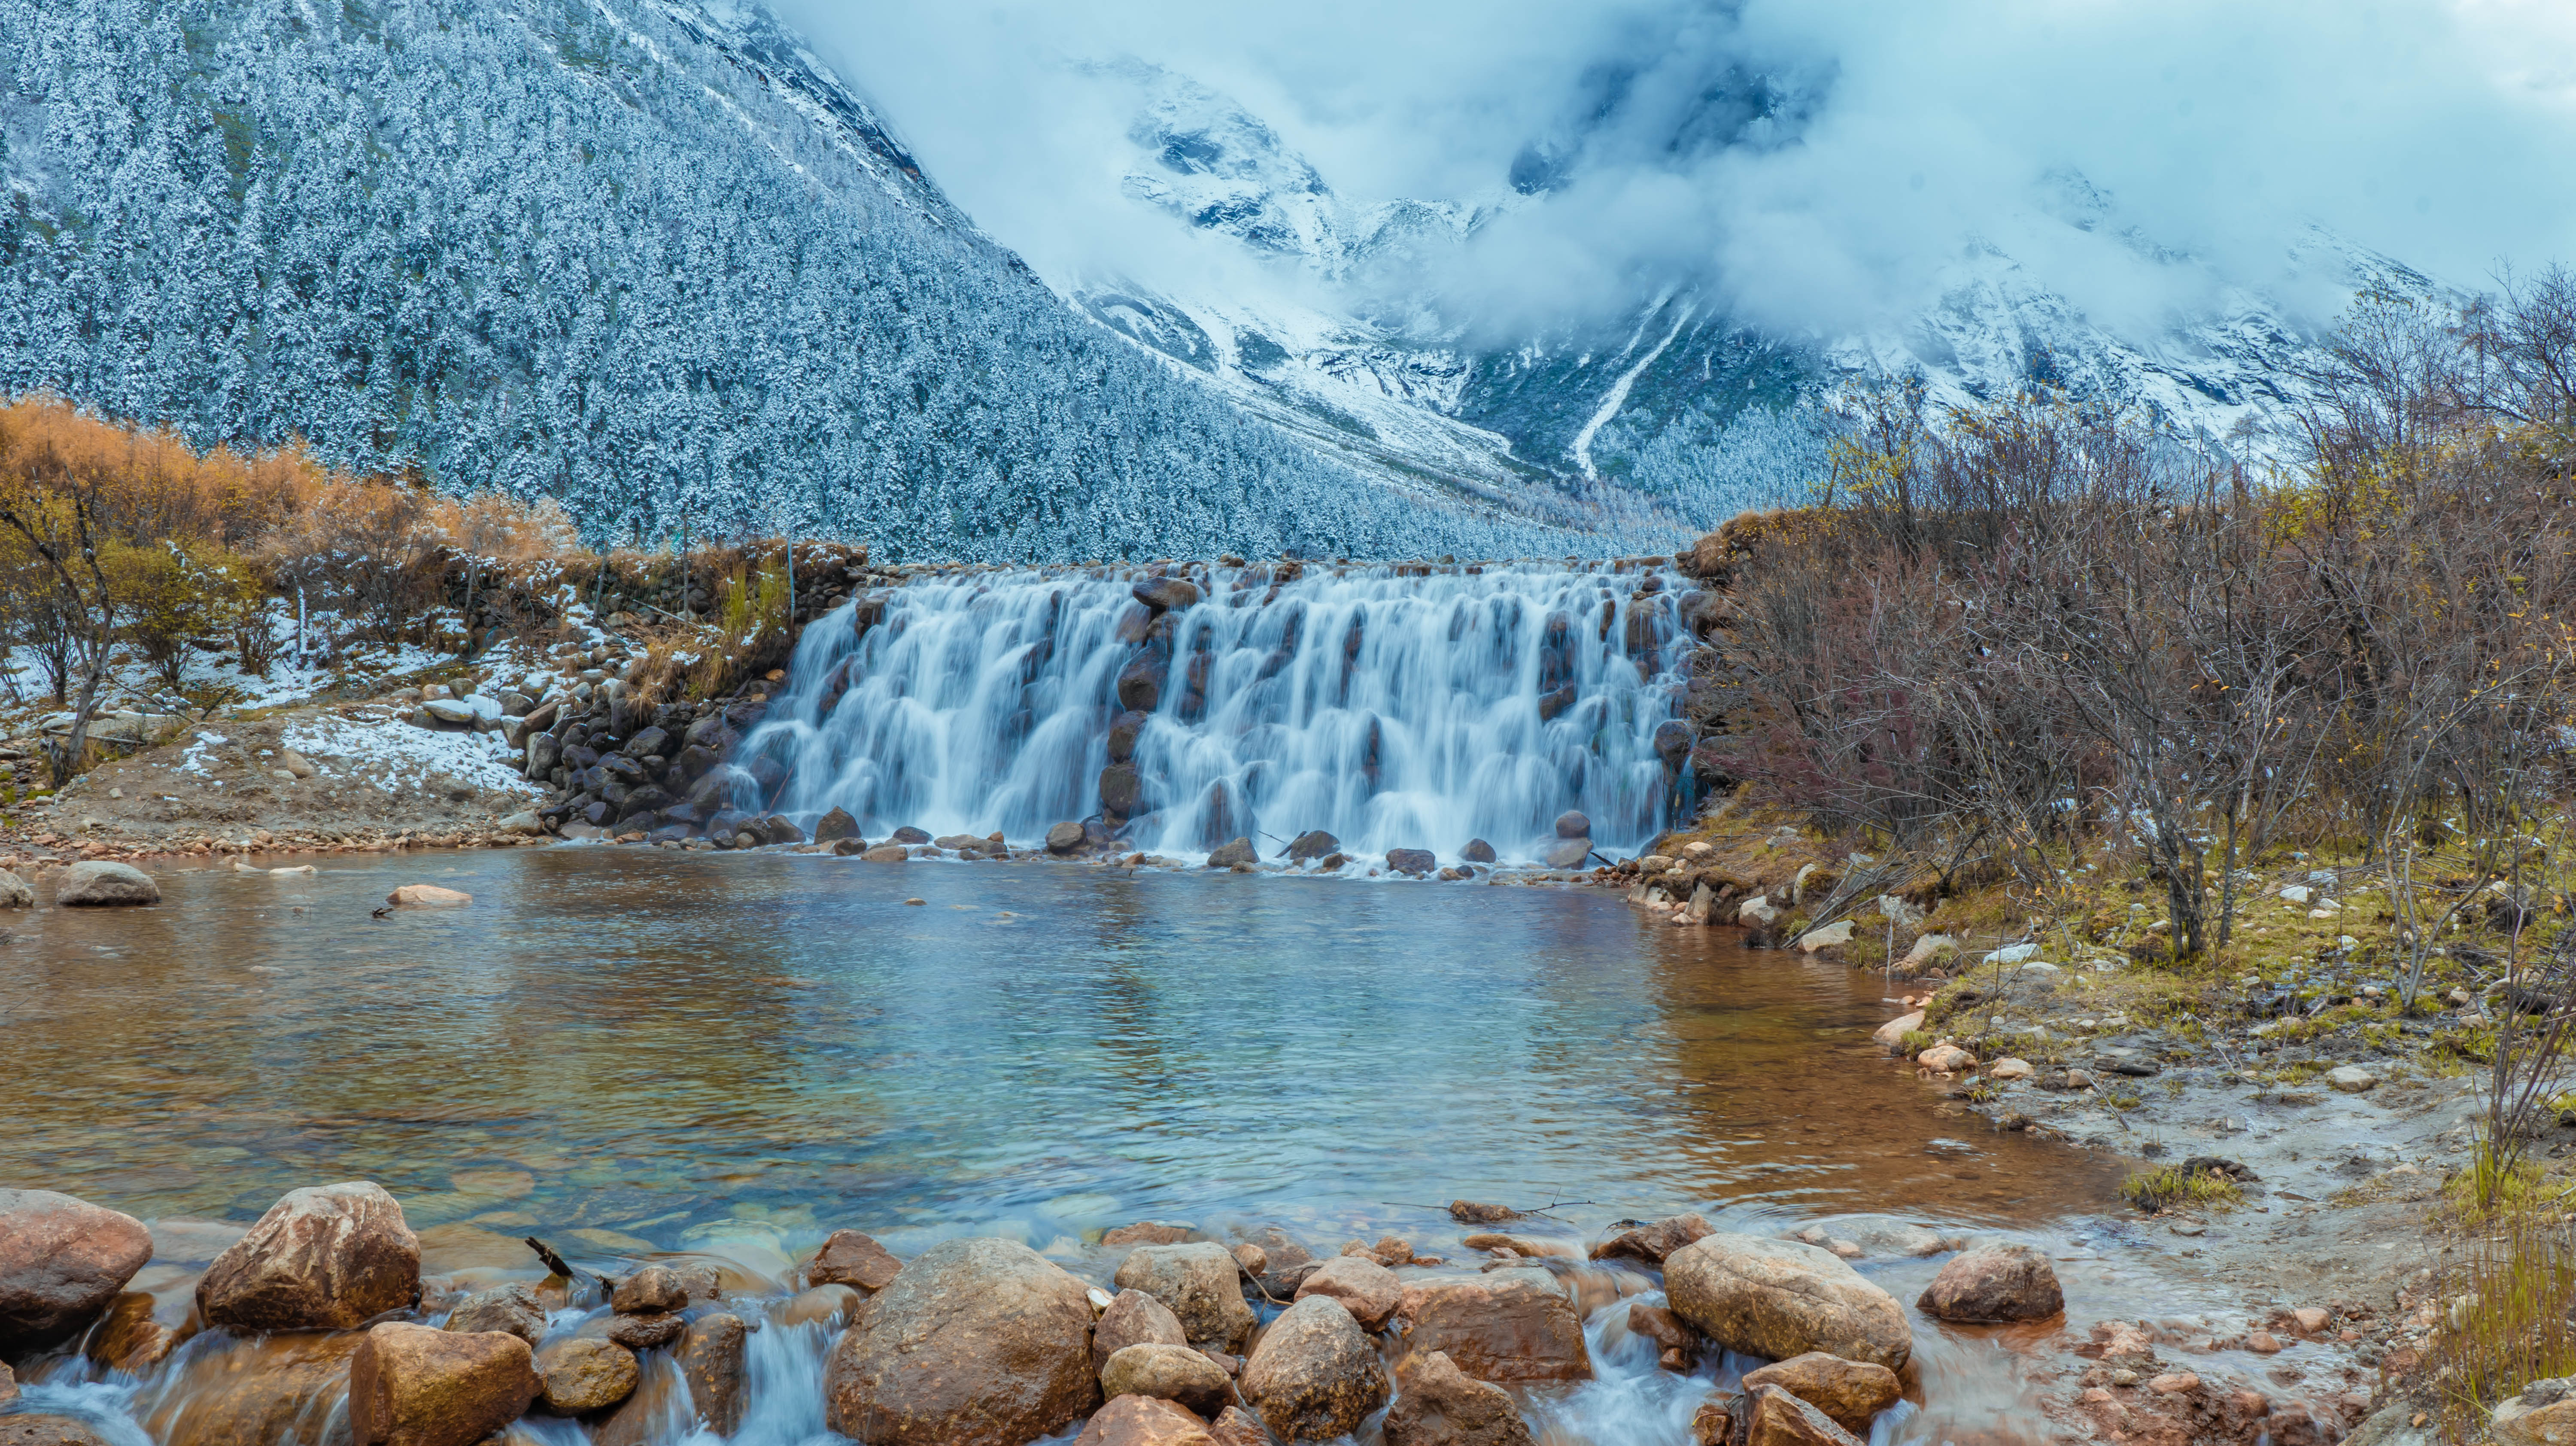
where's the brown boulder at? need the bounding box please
[349,1322,539,1446]
[1691,1397,1738,1446]
[1589,1213,1713,1267]
[86,1290,191,1373]
[1744,1384,1865,1446]
[196,1182,421,1332]
[536,1337,641,1413]
[1239,1296,1389,1441]
[822,1236,1101,1446]
[1207,1406,1270,1446]
[1627,1303,1700,1370]
[0,1419,115,1446]
[1915,1243,2063,1323]
[611,1265,686,1314]
[1114,1243,1256,1353]
[1382,1349,1534,1446]
[1393,1271,1591,1385]
[1738,1353,1902,1433]
[1100,1343,1236,1418]
[605,1312,683,1349]
[0,1188,153,1352]
[1074,1395,1218,1446]
[1094,1288,1190,1373]
[1292,1255,1400,1330]
[808,1230,905,1292]
[445,1282,546,1345]
[1662,1233,1911,1370]
[780,1284,865,1327]
[677,1312,749,1436]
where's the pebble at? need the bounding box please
[2327,1066,2379,1093]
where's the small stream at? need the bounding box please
[1,849,2175,1446]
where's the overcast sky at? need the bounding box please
[783,0,2576,341]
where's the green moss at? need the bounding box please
[2120,1163,2243,1212]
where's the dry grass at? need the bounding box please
[2432,1205,2576,1439]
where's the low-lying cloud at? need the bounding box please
[784,0,2576,343]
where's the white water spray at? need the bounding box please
[737,562,1696,862]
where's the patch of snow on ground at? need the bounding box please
[281,714,540,798]
[176,731,231,783]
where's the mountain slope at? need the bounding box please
[0,0,1631,561]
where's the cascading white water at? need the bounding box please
[736,561,1695,863]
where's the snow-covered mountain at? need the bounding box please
[1054,62,2415,513]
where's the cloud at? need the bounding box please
[781,0,2576,343]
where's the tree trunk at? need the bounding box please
[52,628,112,788]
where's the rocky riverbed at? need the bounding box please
[0,1175,2403,1446]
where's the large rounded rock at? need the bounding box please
[1293,1255,1400,1330]
[1075,1395,1217,1446]
[808,1229,904,1292]
[1382,1349,1534,1446]
[146,1330,359,1446]
[1553,811,1590,839]
[611,1265,686,1314]
[1204,838,1257,868]
[1662,1233,1911,1370]
[1240,1297,1389,1442]
[678,1312,750,1436]
[1094,1288,1189,1373]
[55,860,158,906]
[349,1322,539,1446]
[197,1182,422,1332]
[0,869,32,908]
[536,1337,641,1413]
[1047,821,1088,854]
[1283,831,1339,863]
[814,808,862,845]
[0,1188,152,1353]
[1392,1271,1590,1385]
[1916,1243,2063,1323]
[1112,1243,1255,1353]
[1385,848,1437,876]
[0,1419,115,1446]
[1100,1343,1235,1418]
[822,1236,1101,1446]
[1542,838,1593,869]
[1738,1353,1901,1434]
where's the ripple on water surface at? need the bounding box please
[0,848,2124,1243]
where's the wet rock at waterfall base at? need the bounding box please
[1205,838,1257,868]
[1542,837,1593,869]
[677,1312,750,1436]
[1284,830,1340,863]
[1662,1233,1911,1370]
[197,1181,421,1333]
[1385,848,1437,876]
[861,845,909,863]
[349,1321,539,1446]
[1113,1243,1256,1354]
[0,1188,152,1353]
[445,1282,545,1345]
[1626,1303,1701,1370]
[807,1230,904,1293]
[1101,1343,1235,1418]
[1132,577,1204,613]
[1553,811,1590,839]
[813,807,861,844]
[1117,657,1167,713]
[1048,821,1088,854]
[1292,1255,1400,1330]
[1239,1297,1389,1441]
[1100,764,1145,821]
[603,1311,683,1349]
[1460,839,1497,864]
[1075,1395,1217,1446]
[1739,1353,1901,1434]
[1917,1243,2064,1323]
[1107,710,1151,763]
[1391,1271,1591,1385]
[1382,1349,1534,1446]
[823,1237,1101,1446]
[612,1265,686,1314]
[891,826,931,845]
[0,1419,116,1446]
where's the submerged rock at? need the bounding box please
[1205,838,1258,868]
[197,1182,421,1333]
[0,1188,152,1354]
[1589,1213,1712,1267]
[1917,1243,2063,1323]
[385,884,472,907]
[1284,830,1340,863]
[823,1237,1101,1446]
[1113,1243,1256,1354]
[1662,1233,1910,1370]
[1385,848,1437,876]
[1239,1297,1389,1441]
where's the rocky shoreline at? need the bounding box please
[0,1178,2371,1446]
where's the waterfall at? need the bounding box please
[735,561,1695,863]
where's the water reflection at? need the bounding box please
[0,849,2125,1243]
